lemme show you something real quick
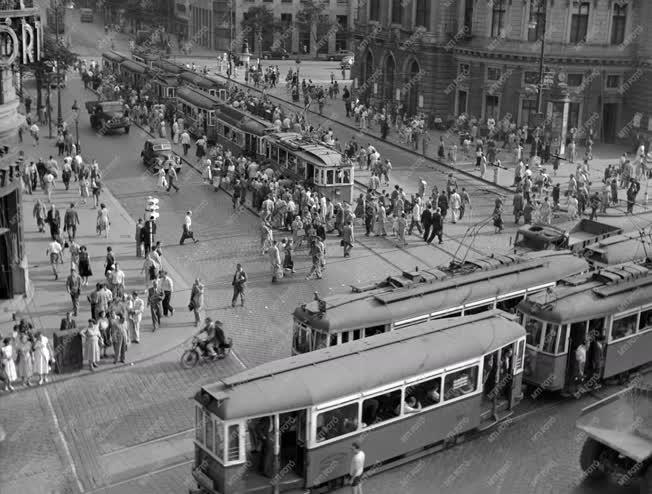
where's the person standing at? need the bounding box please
[32,332,52,385]
[189,278,205,326]
[231,264,247,307]
[459,188,471,221]
[46,204,61,240]
[421,203,432,242]
[128,291,144,343]
[180,129,191,156]
[111,262,125,298]
[179,210,198,244]
[160,271,175,316]
[396,213,407,246]
[15,332,33,386]
[143,215,157,255]
[269,240,283,282]
[47,237,63,280]
[449,189,461,224]
[135,218,144,257]
[30,121,39,146]
[111,313,129,364]
[349,442,365,494]
[66,266,82,316]
[64,202,79,241]
[147,279,163,331]
[1,338,17,391]
[342,221,354,257]
[81,319,102,370]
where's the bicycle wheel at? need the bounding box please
[180,349,199,369]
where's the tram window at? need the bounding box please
[611,313,638,341]
[297,160,306,178]
[639,308,652,331]
[326,169,335,185]
[224,125,231,139]
[405,376,442,409]
[205,415,214,452]
[316,403,359,442]
[432,311,462,320]
[525,318,544,348]
[444,366,479,400]
[353,329,362,340]
[516,340,525,371]
[364,325,385,338]
[465,303,494,316]
[292,321,311,354]
[208,111,215,126]
[588,318,606,341]
[362,390,401,426]
[341,332,349,343]
[542,324,559,354]
[227,424,239,461]
[289,156,297,173]
[556,325,568,354]
[496,296,524,314]
[279,148,288,165]
[313,331,328,350]
[330,334,338,347]
[215,421,225,460]
[342,169,351,184]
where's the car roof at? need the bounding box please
[147,138,171,145]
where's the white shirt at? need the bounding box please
[411,202,421,220]
[112,269,125,285]
[47,240,62,255]
[350,450,365,478]
[184,214,192,228]
[181,132,190,145]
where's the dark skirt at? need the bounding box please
[79,259,92,277]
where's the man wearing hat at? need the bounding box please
[142,215,157,255]
[180,210,198,245]
[66,266,82,316]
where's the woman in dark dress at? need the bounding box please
[78,245,93,285]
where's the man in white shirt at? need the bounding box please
[46,239,63,280]
[111,262,125,298]
[179,210,198,245]
[180,130,191,156]
[408,197,422,235]
[349,442,365,494]
[159,271,175,316]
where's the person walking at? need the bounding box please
[374,203,387,236]
[30,122,39,146]
[15,332,33,386]
[231,264,247,307]
[33,198,47,232]
[342,221,354,257]
[179,210,198,244]
[396,212,407,246]
[96,203,110,238]
[449,189,461,224]
[81,319,102,370]
[147,279,163,331]
[459,188,471,221]
[282,238,295,273]
[128,291,144,343]
[46,204,61,240]
[32,332,52,385]
[111,262,125,298]
[269,240,283,282]
[47,237,63,280]
[427,207,443,244]
[160,271,175,316]
[135,218,144,257]
[181,129,191,156]
[1,338,17,391]
[408,198,422,235]
[189,278,205,326]
[166,162,179,193]
[421,203,432,242]
[349,442,365,494]
[110,313,129,364]
[513,189,524,225]
[64,202,80,242]
[66,266,82,316]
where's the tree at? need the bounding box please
[240,5,278,58]
[22,34,79,116]
[296,0,330,58]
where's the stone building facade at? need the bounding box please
[353,0,652,146]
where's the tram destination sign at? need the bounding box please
[0,2,42,67]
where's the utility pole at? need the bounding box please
[55,2,63,129]
[535,2,546,114]
[228,0,233,79]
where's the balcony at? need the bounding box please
[453,36,636,66]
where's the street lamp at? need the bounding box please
[529,2,547,115]
[71,100,80,151]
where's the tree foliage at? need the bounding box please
[23,34,79,77]
[296,0,329,56]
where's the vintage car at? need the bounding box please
[84,100,130,133]
[141,138,181,173]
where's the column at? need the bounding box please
[559,95,570,157]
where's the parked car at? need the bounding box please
[329,50,354,63]
[141,138,182,173]
[84,100,130,133]
[262,48,290,60]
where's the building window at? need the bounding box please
[606,75,621,89]
[415,0,430,30]
[391,0,402,25]
[485,94,500,119]
[336,15,348,50]
[459,63,470,76]
[568,102,581,130]
[566,73,584,87]
[457,90,468,115]
[521,99,537,126]
[527,0,546,42]
[570,2,590,43]
[611,4,627,45]
[464,0,473,33]
[491,0,507,38]
[487,67,502,81]
[523,71,539,85]
[281,13,292,25]
[369,0,380,21]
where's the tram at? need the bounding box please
[151,59,186,76]
[582,231,652,267]
[292,250,589,355]
[518,260,652,393]
[178,71,227,100]
[119,59,149,90]
[192,311,525,494]
[101,51,126,74]
[151,74,179,101]
[264,132,354,203]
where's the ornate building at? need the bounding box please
[353,0,651,147]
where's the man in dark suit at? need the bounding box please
[147,279,163,331]
[142,216,157,255]
[64,202,80,242]
[421,204,433,243]
[427,207,444,245]
[59,312,76,330]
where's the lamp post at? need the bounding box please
[531,2,546,114]
[54,2,63,129]
[71,100,79,151]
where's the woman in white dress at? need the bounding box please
[15,332,33,387]
[80,319,102,370]
[32,332,52,385]
[1,338,16,391]
[157,167,167,190]
[96,203,110,239]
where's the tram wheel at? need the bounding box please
[180,349,200,369]
[579,438,605,479]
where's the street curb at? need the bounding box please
[205,68,515,194]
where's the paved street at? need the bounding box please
[2,8,651,494]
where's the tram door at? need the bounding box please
[279,410,306,479]
[564,321,587,390]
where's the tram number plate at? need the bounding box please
[453,376,469,390]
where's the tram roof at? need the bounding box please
[102,51,125,62]
[199,311,524,419]
[120,59,148,73]
[217,104,272,134]
[266,132,345,167]
[294,252,589,332]
[176,86,220,109]
[518,262,652,323]
[151,59,185,74]
[583,232,652,266]
[179,71,215,89]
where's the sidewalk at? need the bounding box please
[2,136,197,388]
